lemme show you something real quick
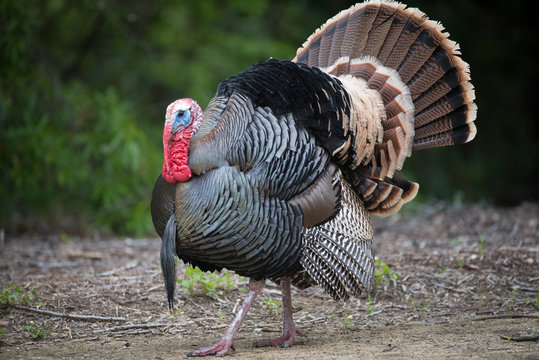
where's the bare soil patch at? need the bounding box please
[1,203,538,359]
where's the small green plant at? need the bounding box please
[480,294,487,307]
[24,324,52,340]
[0,282,39,307]
[410,299,429,313]
[453,256,465,269]
[0,329,6,345]
[342,311,352,328]
[365,294,374,314]
[179,266,244,299]
[65,344,82,350]
[60,233,72,243]
[263,297,281,308]
[505,288,518,312]
[450,236,462,248]
[533,293,539,309]
[218,311,226,323]
[477,236,487,257]
[375,258,401,286]
[500,294,515,312]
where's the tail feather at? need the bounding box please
[375,3,410,63]
[415,86,473,128]
[328,13,349,65]
[361,3,398,58]
[349,170,419,216]
[412,67,461,112]
[397,27,447,84]
[348,4,380,59]
[384,11,427,70]
[414,104,476,141]
[413,122,477,151]
[293,0,477,215]
[318,22,335,68]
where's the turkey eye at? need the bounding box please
[178,111,184,117]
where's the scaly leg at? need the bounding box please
[253,277,306,348]
[187,278,264,357]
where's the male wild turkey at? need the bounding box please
[151,0,477,356]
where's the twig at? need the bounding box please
[72,336,100,343]
[500,334,539,342]
[462,313,539,322]
[14,305,127,322]
[366,310,383,317]
[126,329,152,335]
[94,323,177,333]
[147,284,162,292]
[97,261,138,277]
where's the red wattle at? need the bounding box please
[175,165,192,182]
[162,125,194,183]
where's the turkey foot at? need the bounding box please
[253,325,306,348]
[187,338,235,357]
[253,277,306,348]
[187,278,264,357]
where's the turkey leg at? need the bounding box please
[187,278,264,357]
[253,276,306,348]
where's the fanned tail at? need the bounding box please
[293,0,477,215]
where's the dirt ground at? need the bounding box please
[1,202,538,359]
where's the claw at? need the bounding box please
[187,340,234,357]
[253,325,306,348]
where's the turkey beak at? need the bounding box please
[172,120,185,134]
[168,123,185,145]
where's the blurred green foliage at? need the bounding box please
[0,0,536,236]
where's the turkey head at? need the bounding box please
[162,98,203,183]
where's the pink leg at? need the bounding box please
[253,277,306,348]
[187,278,264,357]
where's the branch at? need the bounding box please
[462,313,539,322]
[500,334,539,342]
[14,305,127,322]
[93,323,176,333]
